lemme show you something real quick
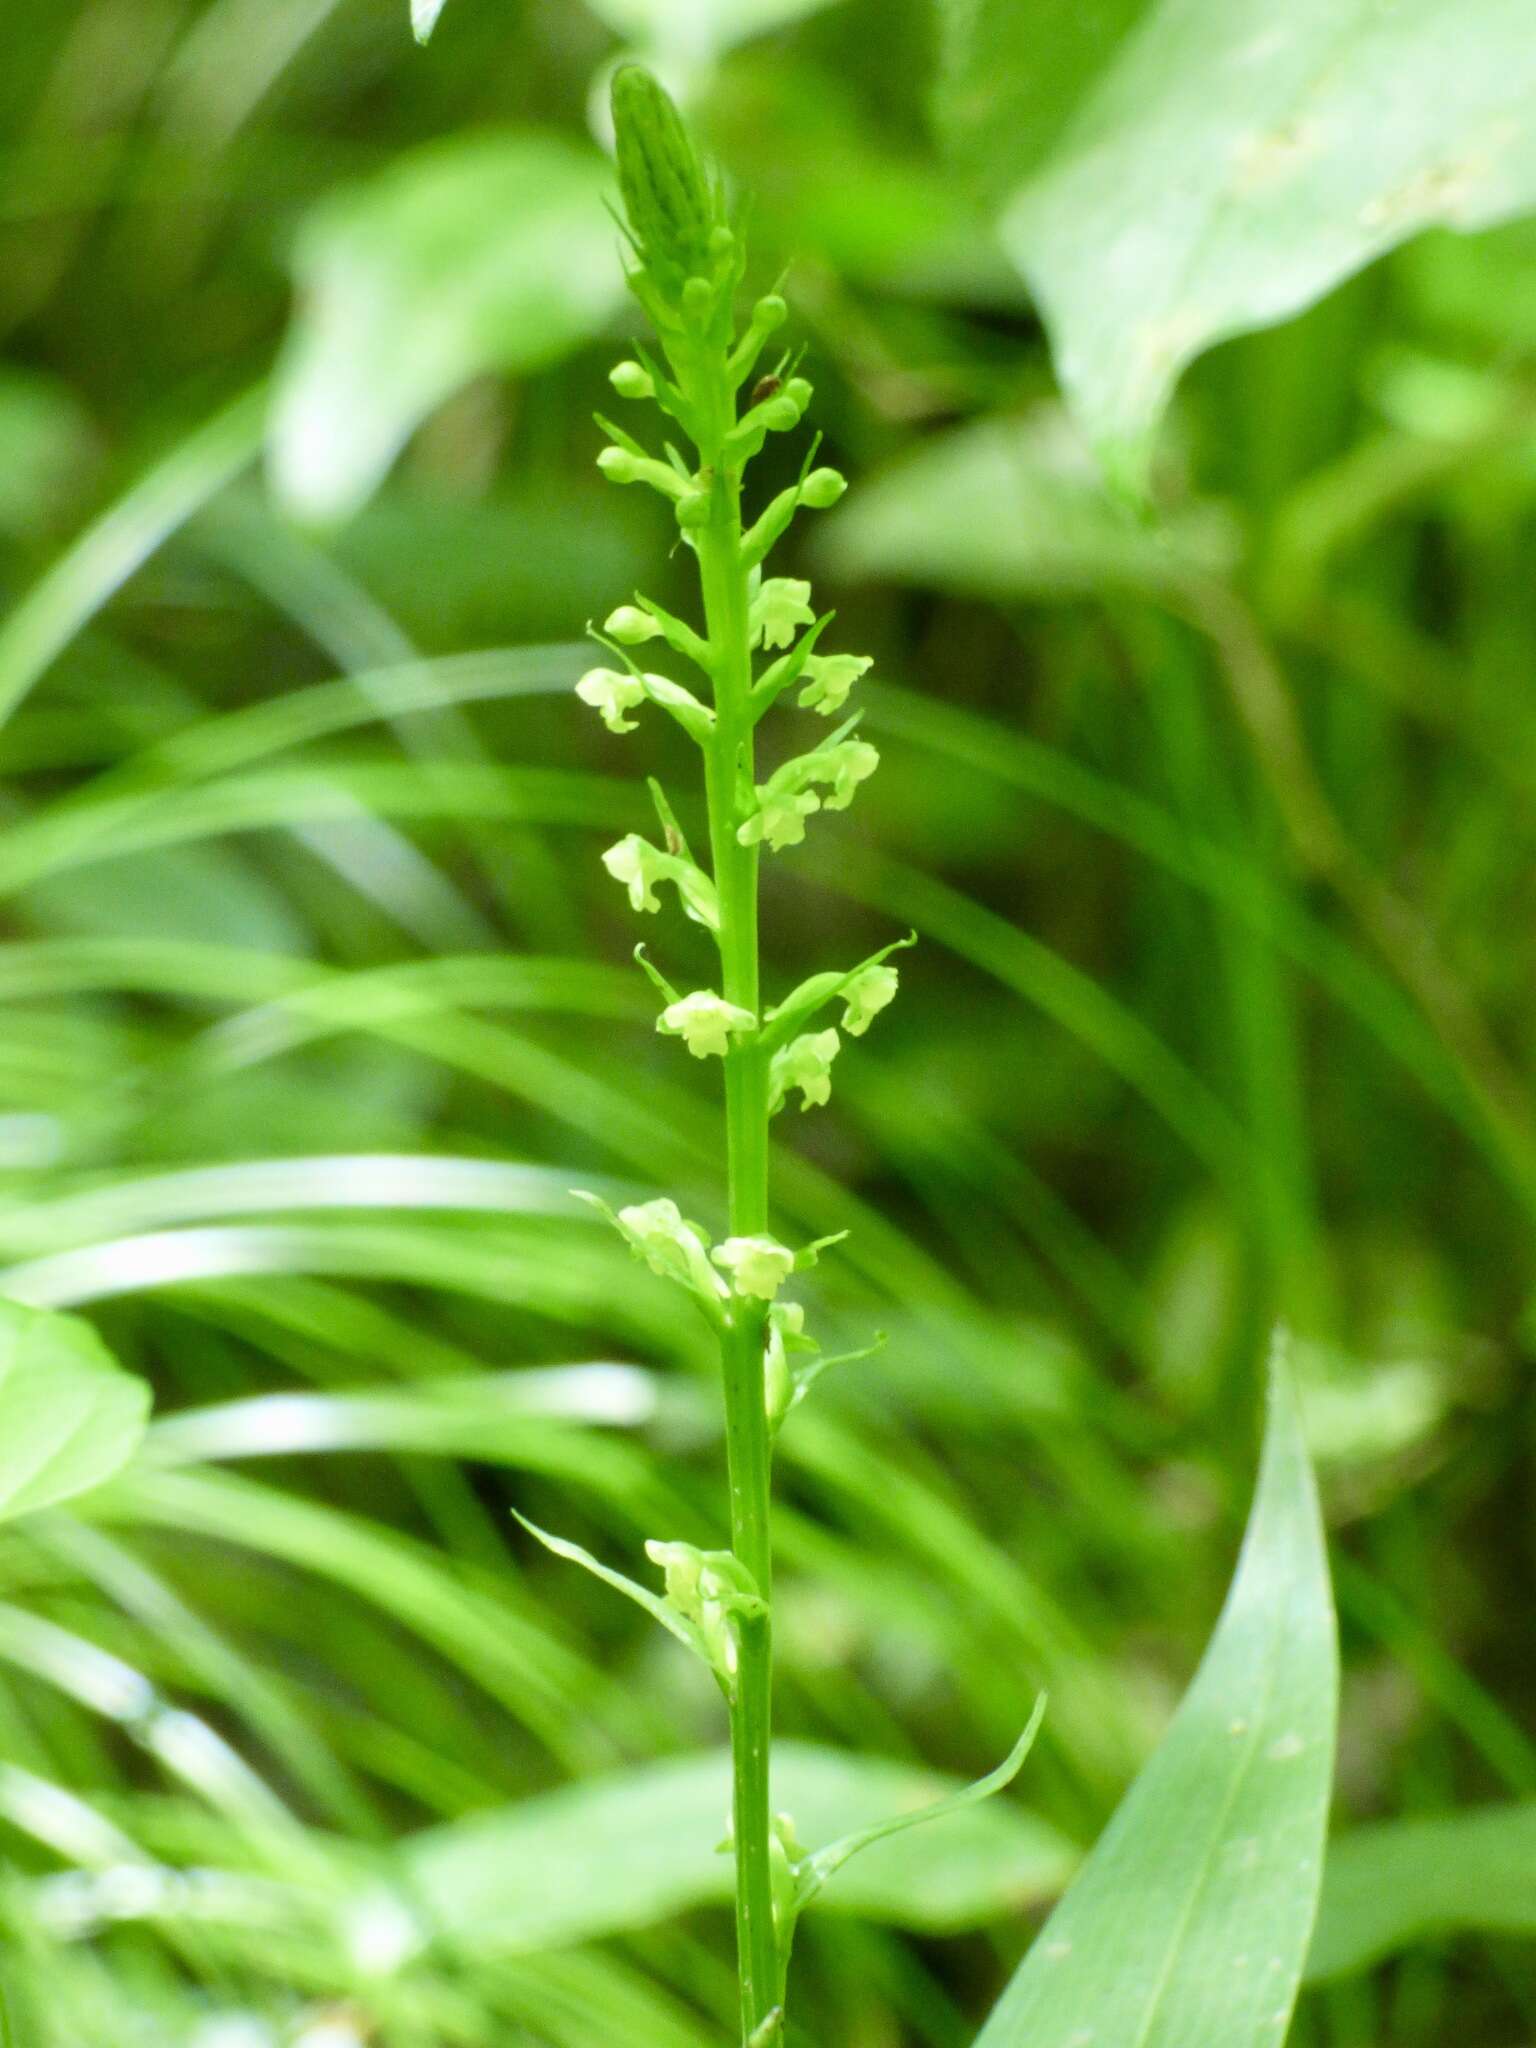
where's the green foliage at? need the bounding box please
[977,1355,1336,2046]
[1309,1802,1536,1981]
[270,138,621,520]
[409,1734,1075,1948]
[0,0,1534,2041]
[0,1301,148,1519]
[941,0,1536,487]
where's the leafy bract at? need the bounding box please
[941,0,1536,489]
[270,136,621,521]
[976,1353,1336,2048]
[1308,1803,1536,1981]
[0,1300,149,1520]
[407,1740,1078,1950]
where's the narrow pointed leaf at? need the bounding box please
[511,1510,707,1666]
[797,1694,1047,1910]
[977,1352,1337,2048]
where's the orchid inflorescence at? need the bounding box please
[523,66,1034,2046]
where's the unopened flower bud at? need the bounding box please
[753,294,787,332]
[760,394,801,432]
[609,360,654,400]
[605,604,659,644]
[675,490,711,530]
[783,377,812,413]
[597,445,640,482]
[682,275,714,319]
[800,467,847,509]
[611,65,720,304]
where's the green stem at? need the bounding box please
[697,376,779,2041]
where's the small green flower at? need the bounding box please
[602,833,663,912]
[644,1539,765,1686]
[770,1029,840,1112]
[841,962,899,1036]
[820,739,880,811]
[737,786,821,852]
[659,990,756,1058]
[798,653,870,716]
[751,578,816,651]
[763,1299,816,1425]
[712,1234,796,1301]
[601,834,718,927]
[576,666,645,734]
[617,1196,725,1301]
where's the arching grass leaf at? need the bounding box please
[976,1348,1336,2048]
[1308,1802,1536,1981]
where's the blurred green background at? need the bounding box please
[1,1,1534,2043]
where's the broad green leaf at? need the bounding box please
[934,0,1151,200]
[946,0,1536,488]
[408,1740,1078,1949]
[818,409,1234,600]
[412,0,450,41]
[976,1354,1337,2048]
[270,136,622,521]
[0,1300,149,1520]
[1308,1803,1536,1981]
[583,0,846,62]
